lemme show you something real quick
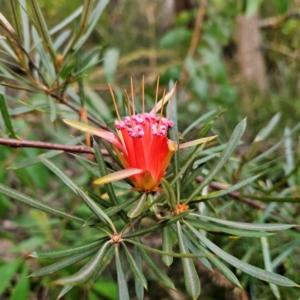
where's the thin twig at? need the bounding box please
[0,137,109,155]
[179,0,207,87]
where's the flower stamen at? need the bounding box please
[142,75,145,116]
[130,77,135,115]
[109,83,125,130]
[154,76,160,115]
[167,81,177,120]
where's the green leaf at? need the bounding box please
[162,226,173,266]
[49,6,83,34]
[127,193,147,218]
[245,0,263,17]
[104,48,119,83]
[135,238,175,289]
[261,237,281,299]
[187,219,272,238]
[161,179,177,211]
[177,222,201,299]
[0,259,22,295]
[19,0,30,51]
[63,0,94,57]
[182,227,240,286]
[93,245,115,281]
[10,263,30,300]
[241,194,300,203]
[55,241,111,285]
[275,0,289,14]
[8,136,85,169]
[115,244,130,300]
[0,183,84,224]
[106,195,140,217]
[181,110,217,138]
[124,210,191,239]
[186,118,247,203]
[122,243,147,289]
[93,140,128,223]
[41,158,78,194]
[124,239,209,259]
[134,246,144,300]
[9,0,23,43]
[30,239,104,259]
[168,81,180,203]
[29,0,57,70]
[182,234,213,271]
[273,240,300,271]
[191,214,295,231]
[195,175,260,202]
[41,158,116,232]
[29,247,99,277]
[159,28,192,48]
[57,285,74,300]
[48,95,57,122]
[186,222,299,287]
[73,0,109,52]
[0,93,18,138]
[250,122,300,163]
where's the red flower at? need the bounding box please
[64,78,216,192]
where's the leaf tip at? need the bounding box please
[28,251,38,258]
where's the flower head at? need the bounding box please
[64,77,216,193]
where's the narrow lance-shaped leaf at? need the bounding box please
[41,158,116,232]
[124,239,211,259]
[162,226,173,267]
[134,246,144,300]
[179,135,217,149]
[10,263,30,300]
[0,183,84,224]
[55,241,111,285]
[29,247,99,277]
[185,221,299,287]
[127,193,147,218]
[122,243,147,289]
[9,0,23,42]
[0,259,22,296]
[194,175,260,202]
[124,210,191,239]
[261,237,281,299]
[115,244,130,300]
[29,0,58,70]
[161,179,176,211]
[168,81,180,204]
[93,140,129,223]
[190,214,296,231]
[0,94,18,138]
[186,118,247,203]
[93,245,115,281]
[48,95,57,122]
[63,0,93,57]
[134,237,175,289]
[29,239,104,259]
[177,222,201,299]
[187,219,272,238]
[181,110,217,137]
[73,0,109,51]
[182,227,241,287]
[57,285,74,300]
